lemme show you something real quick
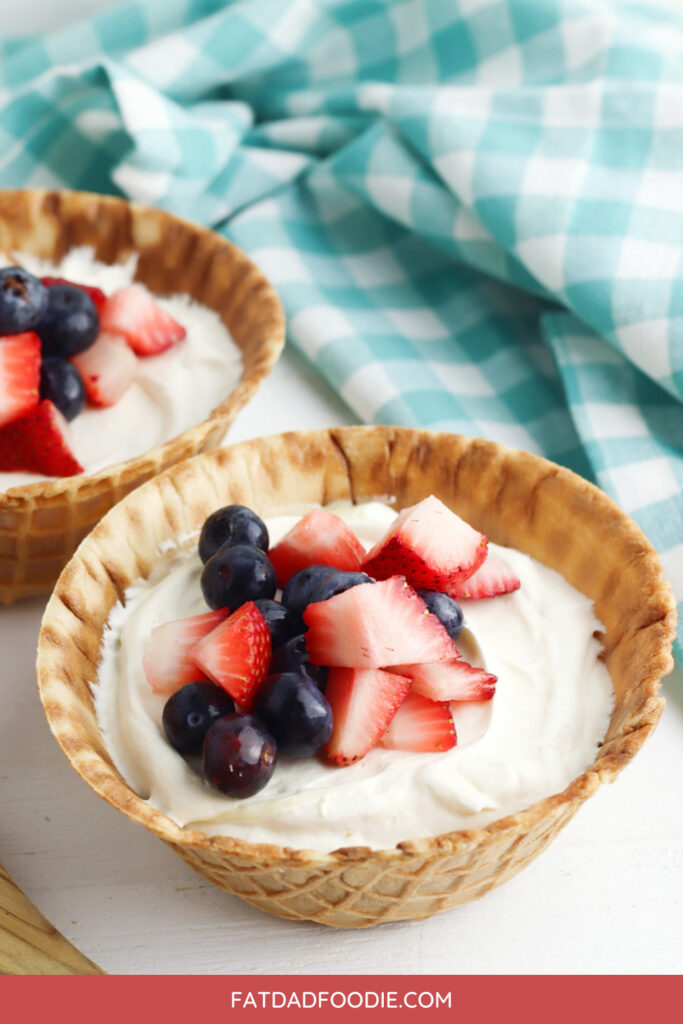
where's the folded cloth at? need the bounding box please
[1,0,681,656]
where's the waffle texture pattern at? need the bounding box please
[1,0,681,654]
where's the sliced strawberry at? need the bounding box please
[71,331,138,407]
[324,667,411,766]
[394,659,497,702]
[143,608,229,695]
[379,690,456,753]
[268,508,366,588]
[362,495,487,591]
[0,399,83,476]
[303,576,459,668]
[192,601,271,710]
[449,553,521,600]
[41,276,106,312]
[0,330,41,428]
[101,284,186,356]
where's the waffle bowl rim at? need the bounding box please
[0,187,286,506]
[35,425,677,888]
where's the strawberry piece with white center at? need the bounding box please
[362,495,487,591]
[448,553,521,600]
[143,608,229,695]
[41,276,106,312]
[393,659,497,702]
[101,284,186,356]
[379,690,456,753]
[303,576,459,668]
[268,507,366,588]
[0,399,84,476]
[0,330,41,428]
[192,601,271,710]
[71,331,138,407]
[324,667,411,766]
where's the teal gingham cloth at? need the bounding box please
[1,0,681,657]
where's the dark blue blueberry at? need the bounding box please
[253,672,333,758]
[162,682,235,755]
[310,571,373,604]
[253,598,300,650]
[40,358,86,421]
[417,589,465,642]
[270,634,328,690]
[203,714,276,798]
[201,543,276,611]
[37,284,99,357]
[281,564,339,619]
[0,266,48,333]
[199,505,269,563]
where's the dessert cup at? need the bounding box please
[36,427,677,928]
[0,189,285,603]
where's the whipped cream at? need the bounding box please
[94,501,614,853]
[0,248,242,491]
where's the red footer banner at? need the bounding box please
[0,974,677,1023]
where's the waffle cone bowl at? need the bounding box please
[0,189,285,603]
[36,427,676,928]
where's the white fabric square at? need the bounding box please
[430,360,496,396]
[606,457,680,512]
[250,246,311,284]
[345,249,405,287]
[384,306,450,340]
[516,234,568,293]
[390,0,432,55]
[289,304,355,357]
[126,36,199,89]
[616,319,673,381]
[521,155,589,197]
[615,238,681,280]
[543,82,603,128]
[434,149,478,205]
[341,362,400,419]
[365,173,414,224]
[583,401,650,439]
[636,170,683,215]
[661,543,683,586]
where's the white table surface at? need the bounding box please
[2,0,682,977]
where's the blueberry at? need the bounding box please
[37,284,99,357]
[40,358,86,421]
[0,267,48,333]
[203,714,276,798]
[201,543,276,611]
[417,590,464,642]
[253,672,333,758]
[162,682,235,755]
[199,505,269,563]
[253,598,300,650]
[310,571,373,604]
[281,564,339,619]
[270,633,328,690]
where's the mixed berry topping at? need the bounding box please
[0,265,186,477]
[147,498,521,799]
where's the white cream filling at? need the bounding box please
[94,501,614,852]
[0,247,242,490]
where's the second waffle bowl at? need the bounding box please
[36,427,676,928]
[0,189,285,603]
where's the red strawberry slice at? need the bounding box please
[393,659,497,702]
[0,399,83,476]
[143,608,229,695]
[101,284,186,356]
[448,553,521,600]
[268,508,366,588]
[192,601,271,710]
[41,276,106,312]
[324,667,411,766]
[379,691,456,753]
[0,330,41,428]
[303,576,459,668]
[362,495,487,591]
[71,331,138,407]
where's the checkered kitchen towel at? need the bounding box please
[1,0,681,657]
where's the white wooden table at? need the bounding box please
[2,0,682,976]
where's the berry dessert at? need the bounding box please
[0,248,242,489]
[95,497,614,852]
